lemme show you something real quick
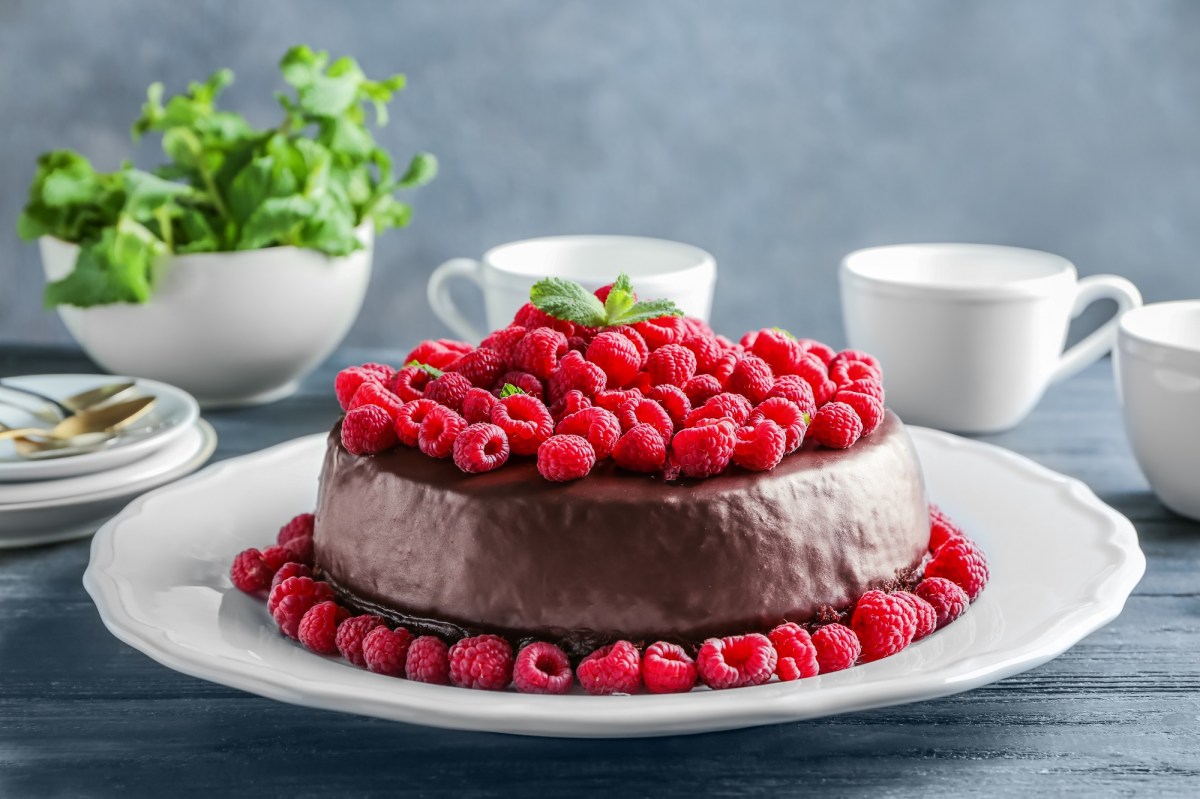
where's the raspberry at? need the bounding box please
[646,385,690,431]
[914,577,970,629]
[672,418,737,478]
[612,423,667,472]
[480,325,527,363]
[261,544,300,572]
[627,371,654,393]
[835,390,884,435]
[513,327,568,380]
[748,328,806,375]
[348,381,404,420]
[461,387,499,424]
[359,362,396,383]
[842,377,885,403]
[694,392,754,426]
[851,590,918,662]
[513,641,574,694]
[812,623,861,673]
[796,338,837,365]
[405,339,472,370]
[748,397,809,453]
[451,422,511,473]
[537,434,596,481]
[587,330,643,388]
[230,547,274,593]
[681,333,721,374]
[513,302,575,336]
[490,393,554,456]
[616,397,674,445]
[926,536,989,600]
[711,350,739,384]
[567,334,590,354]
[390,365,433,402]
[929,504,964,551]
[830,349,883,381]
[335,614,386,667]
[424,372,473,413]
[609,325,649,364]
[269,576,334,640]
[549,388,593,423]
[733,419,787,471]
[405,635,451,684]
[394,398,440,447]
[448,347,506,389]
[298,601,351,655]
[791,352,831,400]
[362,626,413,677]
[449,634,514,690]
[683,373,722,406]
[642,641,697,693]
[894,591,937,641]
[418,405,467,459]
[809,402,864,449]
[768,622,819,681]
[696,633,777,689]
[270,561,311,591]
[494,371,545,402]
[766,375,817,419]
[681,316,715,338]
[335,366,381,410]
[556,407,621,459]
[594,388,642,413]
[725,354,773,403]
[634,316,686,350]
[547,350,606,404]
[577,640,641,695]
[645,344,697,388]
[341,404,398,455]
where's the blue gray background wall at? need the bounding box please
[2,0,1198,349]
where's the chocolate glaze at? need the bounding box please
[314,412,929,656]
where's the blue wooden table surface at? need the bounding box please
[1,346,1197,798]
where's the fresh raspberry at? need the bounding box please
[646,385,691,430]
[335,614,386,667]
[830,360,883,388]
[797,338,837,365]
[230,548,274,593]
[587,330,643,388]
[791,352,833,403]
[270,561,312,591]
[340,405,398,455]
[480,325,527,364]
[405,635,451,684]
[851,590,918,662]
[424,372,473,413]
[404,339,472,370]
[494,371,545,402]
[894,591,937,641]
[335,366,381,410]
[645,343,697,388]
[733,419,787,471]
[696,633,777,689]
[926,536,989,600]
[358,362,396,383]
[748,397,808,453]
[513,641,574,694]
[683,373,722,406]
[835,390,884,435]
[726,354,774,403]
[348,381,404,420]
[512,302,575,336]
[609,325,649,364]
[711,350,739,384]
[700,392,754,425]
[394,398,440,447]
[537,434,596,481]
[830,349,883,381]
[616,397,674,445]
[577,640,641,695]
[612,423,668,472]
[449,634,514,690]
[808,401,864,449]
[260,544,300,572]
[461,387,499,424]
[451,422,511,473]
[642,641,697,693]
[417,405,467,458]
[298,600,351,655]
[672,418,737,478]
[915,577,970,629]
[594,388,642,413]
[812,623,861,673]
[390,365,433,402]
[628,371,654,393]
[269,576,334,640]
[681,333,721,374]
[547,350,606,404]
[748,328,806,376]
[768,622,819,681]
[634,316,686,350]
[447,347,506,389]
[490,393,554,456]
[567,334,590,355]
[513,327,568,380]
[929,505,964,551]
[362,626,413,677]
[549,388,593,423]
[766,375,817,419]
[556,407,621,459]
[841,377,885,403]
[681,316,715,338]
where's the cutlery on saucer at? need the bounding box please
[0,397,157,444]
[0,380,138,422]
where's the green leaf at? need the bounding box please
[498,383,526,398]
[174,208,221,253]
[602,271,637,322]
[42,219,165,308]
[236,195,315,250]
[368,195,412,230]
[610,298,684,326]
[396,152,437,189]
[122,169,197,222]
[280,45,327,87]
[529,277,607,326]
[406,361,444,378]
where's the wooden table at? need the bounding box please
[2,346,1197,797]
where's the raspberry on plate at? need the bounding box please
[808,401,864,449]
[406,635,451,684]
[672,418,737,478]
[926,536,990,600]
[915,577,970,629]
[851,590,918,662]
[298,601,350,655]
[811,623,861,673]
[733,419,787,471]
[362,626,413,677]
[929,504,964,551]
[556,407,621,460]
[341,404,398,456]
[276,512,314,563]
[418,405,467,459]
[768,622,819,681]
[490,393,554,456]
[642,641,697,693]
[449,634,514,690]
[587,330,643,388]
[537,434,596,481]
[230,547,274,593]
[893,591,938,641]
[335,614,387,667]
[577,640,642,695]
[259,544,299,573]
[696,633,777,689]
[270,561,311,591]
[611,423,667,473]
[513,642,574,694]
[452,422,511,474]
[269,576,335,640]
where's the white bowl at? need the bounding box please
[39,227,373,407]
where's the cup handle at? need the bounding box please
[427,258,487,342]
[1051,275,1143,384]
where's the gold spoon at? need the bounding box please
[0,380,138,423]
[0,397,156,442]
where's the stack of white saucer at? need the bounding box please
[0,374,216,549]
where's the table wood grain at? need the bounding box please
[1,346,1197,798]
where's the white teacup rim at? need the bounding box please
[1119,300,1200,359]
[482,234,715,288]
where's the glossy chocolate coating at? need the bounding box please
[314,412,929,653]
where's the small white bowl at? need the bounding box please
[39,226,373,407]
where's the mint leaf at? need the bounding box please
[771,326,796,340]
[602,271,637,322]
[529,277,607,326]
[609,298,683,326]
[396,152,438,189]
[406,361,444,378]
[498,383,526,398]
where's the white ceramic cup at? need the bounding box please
[1114,301,1200,521]
[427,235,717,342]
[840,243,1142,433]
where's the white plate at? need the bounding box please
[0,374,200,482]
[83,428,1144,738]
[0,419,216,549]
